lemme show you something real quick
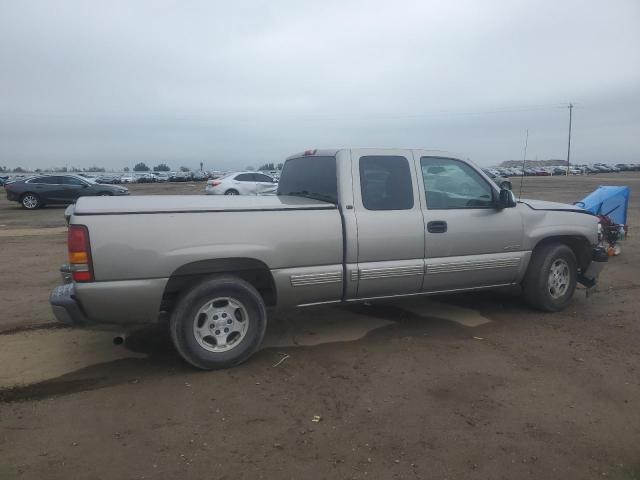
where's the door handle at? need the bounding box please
[427,221,447,233]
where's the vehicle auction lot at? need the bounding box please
[1,175,639,479]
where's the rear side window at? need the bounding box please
[359,156,413,210]
[28,176,61,184]
[235,173,254,182]
[278,156,337,203]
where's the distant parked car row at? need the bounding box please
[94,171,212,184]
[486,163,639,177]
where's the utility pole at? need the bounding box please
[565,103,573,175]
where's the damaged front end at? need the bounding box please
[577,246,608,288]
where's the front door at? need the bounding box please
[416,154,524,292]
[351,149,425,298]
[61,176,87,201]
[253,173,277,195]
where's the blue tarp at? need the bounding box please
[575,186,630,225]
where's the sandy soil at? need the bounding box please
[0,175,638,479]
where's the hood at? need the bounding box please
[518,199,591,214]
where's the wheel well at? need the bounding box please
[225,189,238,194]
[533,235,592,271]
[160,258,277,312]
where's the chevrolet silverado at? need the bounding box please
[50,148,607,369]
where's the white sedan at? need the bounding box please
[205,172,277,195]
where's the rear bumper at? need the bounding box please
[50,283,89,326]
[5,190,18,201]
[578,247,608,288]
[49,274,168,328]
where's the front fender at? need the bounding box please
[522,210,598,250]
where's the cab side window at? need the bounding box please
[421,157,494,209]
[359,156,413,211]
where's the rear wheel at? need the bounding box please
[170,276,267,370]
[21,193,40,209]
[522,243,577,311]
[225,189,239,195]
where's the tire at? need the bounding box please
[169,275,267,370]
[225,189,239,195]
[522,243,577,312]
[501,181,512,190]
[20,192,41,209]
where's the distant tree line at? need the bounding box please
[1,161,283,174]
[257,163,283,171]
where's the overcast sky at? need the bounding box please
[1,0,639,170]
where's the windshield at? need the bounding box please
[277,156,337,203]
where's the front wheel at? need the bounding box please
[522,243,577,311]
[21,193,41,209]
[225,189,239,195]
[170,276,267,369]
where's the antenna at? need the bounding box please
[518,129,529,201]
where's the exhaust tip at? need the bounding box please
[113,335,125,346]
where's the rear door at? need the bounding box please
[26,175,65,202]
[351,149,425,298]
[416,154,524,292]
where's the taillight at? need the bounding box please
[207,180,221,187]
[68,225,93,282]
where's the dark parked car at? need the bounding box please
[4,174,129,209]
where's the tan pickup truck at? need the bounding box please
[50,148,607,369]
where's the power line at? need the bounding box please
[0,102,570,122]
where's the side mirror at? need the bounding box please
[497,188,516,209]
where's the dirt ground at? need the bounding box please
[0,175,638,479]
